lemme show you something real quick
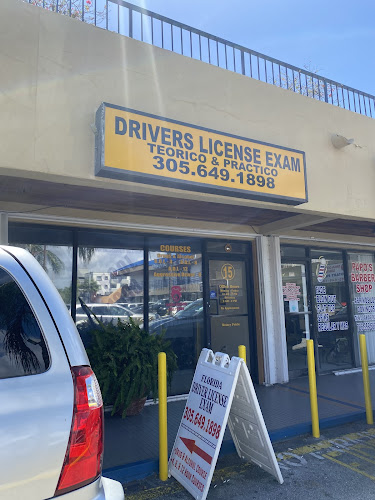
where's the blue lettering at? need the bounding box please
[265,151,273,166]
[115,116,127,135]
[224,142,233,158]
[184,133,194,150]
[244,147,252,162]
[199,136,208,153]
[129,119,141,139]
[148,124,160,142]
[291,157,300,172]
[283,156,291,170]
[161,127,171,145]
[253,149,261,165]
[274,153,282,168]
[214,140,223,156]
[233,144,243,160]
[172,130,183,148]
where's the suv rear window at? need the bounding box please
[0,268,50,379]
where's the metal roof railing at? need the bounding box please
[26,0,375,118]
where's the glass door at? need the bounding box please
[282,263,312,378]
[208,258,251,367]
[310,249,354,372]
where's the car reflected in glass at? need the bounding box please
[149,299,204,370]
[75,303,158,325]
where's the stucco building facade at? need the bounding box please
[2,0,375,392]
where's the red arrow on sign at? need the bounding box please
[180,437,213,465]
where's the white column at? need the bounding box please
[256,235,289,384]
[0,213,8,245]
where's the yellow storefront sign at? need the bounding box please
[95,103,307,204]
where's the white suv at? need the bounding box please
[0,246,124,500]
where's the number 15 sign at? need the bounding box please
[169,349,283,499]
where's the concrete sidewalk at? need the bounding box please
[103,370,375,482]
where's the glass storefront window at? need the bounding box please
[348,252,375,364]
[9,226,74,308]
[281,263,311,377]
[13,244,73,307]
[148,240,203,395]
[311,249,353,371]
[76,247,144,325]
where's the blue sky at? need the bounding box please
[125,0,375,96]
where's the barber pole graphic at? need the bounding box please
[316,256,327,282]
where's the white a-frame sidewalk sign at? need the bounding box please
[169,349,283,500]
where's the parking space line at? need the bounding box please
[322,454,375,481]
[340,448,375,466]
[350,443,375,458]
[350,446,375,459]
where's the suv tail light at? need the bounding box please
[55,366,104,496]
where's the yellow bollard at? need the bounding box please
[238,345,246,363]
[158,352,168,480]
[307,339,320,438]
[359,334,374,425]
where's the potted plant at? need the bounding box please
[79,317,177,417]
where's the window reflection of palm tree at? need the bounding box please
[22,244,64,273]
[78,247,95,263]
[0,280,48,374]
[22,245,95,273]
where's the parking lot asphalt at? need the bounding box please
[123,420,375,500]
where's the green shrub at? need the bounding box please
[80,318,177,417]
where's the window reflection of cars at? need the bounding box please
[127,302,143,311]
[170,301,193,316]
[149,299,203,369]
[175,299,203,318]
[75,303,157,325]
[150,299,169,316]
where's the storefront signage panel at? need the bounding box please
[209,260,247,316]
[169,350,238,499]
[95,103,307,205]
[169,349,283,499]
[348,253,375,364]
